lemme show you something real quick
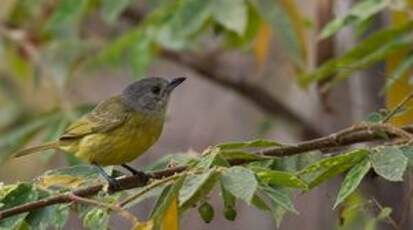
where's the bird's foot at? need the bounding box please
[121,164,149,184]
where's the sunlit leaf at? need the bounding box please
[221,166,257,205]
[334,159,371,209]
[319,0,391,39]
[370,146,407,181]
[211,0,247,35]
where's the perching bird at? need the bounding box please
[13,77,186,188]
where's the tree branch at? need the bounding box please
[1,124,413,220]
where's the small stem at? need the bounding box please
[68,194,139,227]
[382,92,413,123]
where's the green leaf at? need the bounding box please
[319,0,391,39]
[401,146,413,167]
[223,3,261,48]
[151,176,186,230]
[211,0,247,35]
[44,0,89,36]
[0,184,38,229]
[370,146,408,182]
[122,184,167,209]
[156,0,211,49]
[334,159,371,209]
[298,149,369,175]
[221,166,258,204]
[82,208,110,230]
[251,193,286,227]
[298,149,369,189]
[198,202,214,223]
[101,0,131,24]
[220,150,267,162]
[255,0,304,67]
[217,139,281,150]
[251,167,308,190]
[220,181,237,221]
[179,169,220,210]
[301,21,413,87]
[385,52,413,91]
[196,147,224,169]
[260,186,297,214]
[25,204,70,230]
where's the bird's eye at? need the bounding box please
[151,86,161,95]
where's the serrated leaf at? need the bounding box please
[370,146,407,181]
[261,186,297,214]
[319,0,391,39]
[101,0,131,24]
[221,167,258,205]
[211,0,247,35]
[179,169,220,210]
[217,139,281,150]
[334,159,371,209]
[252,167,308,189]
[301,21,413,87]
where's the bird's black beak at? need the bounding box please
[166,77,186,93]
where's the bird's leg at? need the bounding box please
[93,163,120,190]
[121,164,149,183]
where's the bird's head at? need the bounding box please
[121,77,186,114]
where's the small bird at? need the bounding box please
[13,77,186,188]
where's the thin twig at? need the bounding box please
[68,194,139,227]
[372,198,400,230]
[382,92,413,123]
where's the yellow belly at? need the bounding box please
[61,115,164,166]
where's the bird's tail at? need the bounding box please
[13,141,61,158]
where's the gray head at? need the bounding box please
[121,77,185,114]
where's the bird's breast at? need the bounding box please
[74,113,164,165]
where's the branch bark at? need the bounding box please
[1,124,413,220]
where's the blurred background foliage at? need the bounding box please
[1,0,413,229]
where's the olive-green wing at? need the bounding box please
[60,96,131,140]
